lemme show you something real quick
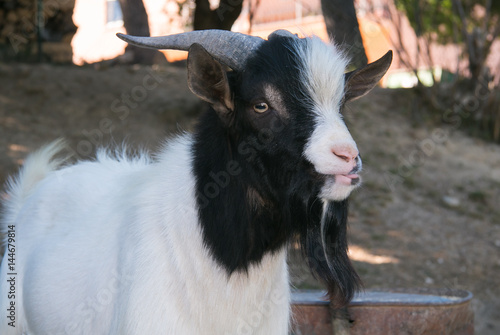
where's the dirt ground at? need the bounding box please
[1,62,499,334]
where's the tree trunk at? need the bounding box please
[193,0,243,31]
[118,0,157,64]
[321,0,367,69]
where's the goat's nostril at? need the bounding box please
[333,152,350,162]
[332,147,359,163]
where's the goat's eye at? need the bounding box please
[253,103,269,113]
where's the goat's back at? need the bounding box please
[0,135,290,334]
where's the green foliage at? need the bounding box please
[395,0,456,42]
[492,1,500,14]
[395,0,499,44]
[394,1,500,144]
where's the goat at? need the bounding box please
[0,29,392,334]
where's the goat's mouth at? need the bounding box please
[303,164,361,200]
[318,173,362,200]
[334,173,360,186]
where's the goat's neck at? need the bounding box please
[191,110,311,275]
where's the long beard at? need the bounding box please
[301,199,361,308]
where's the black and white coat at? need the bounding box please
[0,31,391,334]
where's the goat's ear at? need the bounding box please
[344,50,392,102]
[187,43,234,122]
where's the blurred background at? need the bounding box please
[1,0,499,333]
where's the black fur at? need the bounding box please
[192,35,360,306]
[300,200,361,308]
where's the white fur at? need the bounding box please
[296,36,362,200]
[0,136,290,335]
[1,139,69,239]
[0,35,364,334]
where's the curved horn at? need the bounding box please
[117,30,264,71]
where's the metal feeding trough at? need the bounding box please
[291,288,474,335]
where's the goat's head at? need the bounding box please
[119,30,391,201]
[118,30,392,307]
